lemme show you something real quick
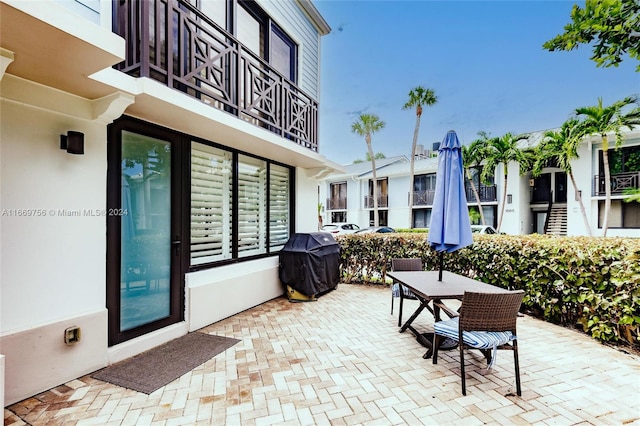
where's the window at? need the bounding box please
[329,182,347,210]
[237,2,264,58]
[413,209,431,228]
[189,141,293,267]
[191,143,233,265]
[367,178,388,207]
[369,178,388,196]
[237,0,297,82]
[414,174,436,192]
[270,24,296,82]
[331,212,346,223]
[598,200,640,229]
[237,155,267,257]
[269,164,290,250]
[369,210,388,226]
[603,145,640,174]
[413,174,436,205]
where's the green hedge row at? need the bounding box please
[336,233,640,349]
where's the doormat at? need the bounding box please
[92,332,240,394]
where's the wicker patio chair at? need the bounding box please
[432,290,525,396]
[390,258,423,327]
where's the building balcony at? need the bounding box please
[410,190,435,206]
[465,184,497,203]
[409,185,496,207]
[326,198,347,210]
[364,195,388,208]
[593,172,640,196]
[113,0,318,152]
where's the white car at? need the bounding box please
[321,223,360,236]
[471,225,498,234]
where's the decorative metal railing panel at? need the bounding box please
[326,198,347,210]
[114,0,318,152]
[409,185,496,207]
[410,190,436,206]
[364,195,389,208]
[593,172,640,196]
[465,184,497,202]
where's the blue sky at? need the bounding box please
[314,0,640,165]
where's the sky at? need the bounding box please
[313,0,640,165]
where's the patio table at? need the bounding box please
[387,270,511,358]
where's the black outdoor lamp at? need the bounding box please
[60,131,85,155]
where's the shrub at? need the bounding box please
[337,233,640,349]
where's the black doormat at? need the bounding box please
[417,332,458,350]
[92,332,240,394]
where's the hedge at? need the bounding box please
[336,233,640,349]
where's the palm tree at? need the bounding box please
[532,118,593,236]
[624,188,640,203]
[575,96,640,236]
[351,113,386,226]
[462,135,489,226]
[481,133,530,232]
[403,87,438,227]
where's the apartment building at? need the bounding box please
[0,0,337,405]
[320,129,640,237]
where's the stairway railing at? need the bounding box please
[543,191,553,234]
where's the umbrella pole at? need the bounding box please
[438,252,443,281]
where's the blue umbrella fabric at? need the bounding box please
[428,130,473,278]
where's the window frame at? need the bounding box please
[237,0,298,83]
[598,199,640,229]
[188,137,295,271]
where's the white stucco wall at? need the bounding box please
[296,168,323,232]
[187,258,281,331]
[0,77,111,404]
[387,175,410,229]
[0,82,107,333]
[569,139,597,236]
[347,179,363,226]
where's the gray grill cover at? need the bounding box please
[278,232,340,297]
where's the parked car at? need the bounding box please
[354,226,396,234]
[321,223,360,236]
[471,225,498,234]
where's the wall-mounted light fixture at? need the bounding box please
[507,194,513,204]
[60,131,84,155]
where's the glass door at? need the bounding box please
[107,119,184,346]
[555,172,567,203]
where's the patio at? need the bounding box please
[5,283,640,425]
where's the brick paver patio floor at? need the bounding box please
[5,283,640,425]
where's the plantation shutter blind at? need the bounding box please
[190,142,232,265]
[238,155,267,257]
[269,164,290,250]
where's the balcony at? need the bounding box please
[326,197,347,210]
[364,195,388,208]
[410,190,436,206]
[593,172,640,197]
[465,184,497,202]
[113,0,318,152]
[593,172,640,196]
[409,185,496,207]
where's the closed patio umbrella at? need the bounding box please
[427,130,473,281]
